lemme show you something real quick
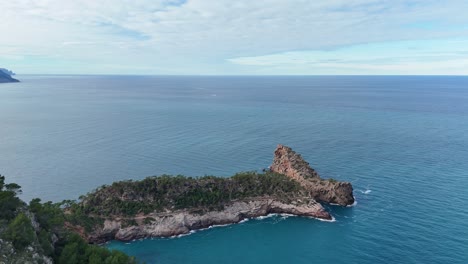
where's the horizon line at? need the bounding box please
[14,74,468,77]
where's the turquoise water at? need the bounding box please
[1,76,467,263]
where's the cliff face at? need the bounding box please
[84,198,330,243]
[270,144,354,206]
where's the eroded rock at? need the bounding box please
[86,198,331,243]
[270,144,354,206]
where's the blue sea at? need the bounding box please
[1,75,467,263]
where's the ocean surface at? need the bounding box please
[1,75,467,263]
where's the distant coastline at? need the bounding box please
[0,68,19,83]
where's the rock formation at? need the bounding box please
[68,145,354,243]
[0,68,19,83]
[270,144,354,206]
[85,198,330,243]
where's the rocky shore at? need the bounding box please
[85,198,330,243]
[69,145,354,243]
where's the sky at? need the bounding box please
[1,0,468,75]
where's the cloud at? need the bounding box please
[1,0,468,74]
[229,38,468,74]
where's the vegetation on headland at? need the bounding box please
[0,175,138,264]
[0,170,338,263]
[78,171,303,217]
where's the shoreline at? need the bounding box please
[87,198,333,243]
[105,212,337,245]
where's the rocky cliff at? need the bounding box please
[83,198,330,243]
[270,144,354,206]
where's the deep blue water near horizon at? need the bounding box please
[1,75,467,263]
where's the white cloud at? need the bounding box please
[229,38,468,74]
[1,0,468,74]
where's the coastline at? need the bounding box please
[85,197,332,243]
[113,212,336,244]
[67,145,354,244]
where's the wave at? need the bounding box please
[239,218,249,223]
[167,230,197,239]
[175,230,197,238]
[208,223,231,229]
[279,213,296,218]
[255,214,277,220]
[316,215,336,222]
[254,213,299,220]
[359,188,372,194]
[165,213,332,239]
[347,197,357,207]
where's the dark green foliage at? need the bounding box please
[3,213,35,250]
[5,183,22,193]
[328,178,337,183]
[0,175,23,221]
[63,201,104,232]
[30,198,64,232]
[0,174,139,263]
[38,229,54,256]
[56,234,137,264]
[77,172,303,217]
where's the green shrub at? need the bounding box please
[76,172,303,217]
[0,175,139,263]
[0,175,23,221]
[4,213,35,250]
[56,234,137,264]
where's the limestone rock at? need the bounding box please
[86,198,331,243]
[270,144,354,206]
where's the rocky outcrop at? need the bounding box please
[270,144,354,206]
[85,198,331,243]
[271,144,320,182]
[0,68,19,83]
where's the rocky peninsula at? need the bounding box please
[0,145,354,263]
[67,145,354,243]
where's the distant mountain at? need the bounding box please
[0,68,19,83]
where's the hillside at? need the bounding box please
[0,175,138,264]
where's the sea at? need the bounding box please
[1,75,467,263]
